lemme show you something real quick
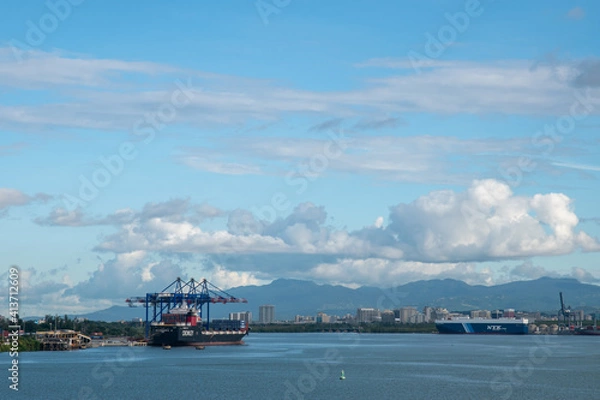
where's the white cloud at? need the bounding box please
[65,255,185,301]
[209,264,266,289]
[507,261,600,283]
[32,182,596,287]
[0,188,30,209]
[0,48,180,89]
[0,188,50,213]
[177,135,535,185]
[309,258,494,287]
[2,50,600,133]
[387,179,600,262]
[180,155,263,175]
[552,162,600,172]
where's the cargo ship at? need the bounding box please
[435,317,529,334]
[126,277,250,347]
[574,326,600,336]
[149,307,248,346]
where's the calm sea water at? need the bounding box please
[3,333,599,399]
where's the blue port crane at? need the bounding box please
[126,277,248,338]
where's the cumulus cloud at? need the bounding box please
[35,180,596,288]
[94,201,400,260]
[386,180,600,262]
[65,252,185,300]
[0,266,82,315]
[209,264,266,289]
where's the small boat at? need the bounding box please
[195,346,205,350]
[162,345,171,350]
[339,370,345,380]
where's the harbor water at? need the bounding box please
[3,333,599,399]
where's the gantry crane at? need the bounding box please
[126,277,247,338]
[559,291,571,324]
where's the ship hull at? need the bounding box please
[574,328,600,336]
[436,320,528,335]
[149,326,248,346]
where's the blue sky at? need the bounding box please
[1,0,599,315]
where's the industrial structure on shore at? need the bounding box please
[34,330,91,350]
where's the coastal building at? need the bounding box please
[381,310,395,324]
[423,306,433,323]
[229,311,252,324]
[259,305,275,323]
[356,308,380,323]
[399,307,418,323]
[470,310,491,319]
[408,313,426,324]
[294,315,314,323]
[316,312,330,323]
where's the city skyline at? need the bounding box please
[1,1,600,316]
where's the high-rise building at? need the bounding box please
[381,310,395,324]
[399,307,418,323]
[423,306,433,323]
[229,311,252,324]
[356,308,380,323]
[316,312,330,323]
[259,305,275,323]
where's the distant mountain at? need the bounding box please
[21,305,145,323]
[223,277,600,320]
[78,305,146,322]
[30,277,600,322]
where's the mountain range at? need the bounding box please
[44,276,600,322]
